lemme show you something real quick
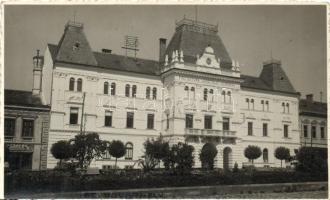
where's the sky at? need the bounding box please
[4,5,327,101]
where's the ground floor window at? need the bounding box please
[125,142,133,160]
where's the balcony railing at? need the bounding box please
[185,128,236,137]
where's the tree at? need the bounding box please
[296,147,327,173]
[51,140,73,168]
[199,143,218,170]
[244,145,261,164]
[274,147,290,168]
[171,142,195,175]
[109,140,126,170]
[144,138,170,169]
[70,133,107,169]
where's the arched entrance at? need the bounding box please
[223,147,232,170]
[200,143,218,170]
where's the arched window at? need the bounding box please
[190,87,195,99]
[125,142,133,160]
[222,91,226,103]
[286,103,290,113]
[125,84,130,97]
[111,83,116,95]
[184,86,189,98]
[204,88,208,101]
[227,91,231,103]
[77,78,82,92]
[69,78,75,91]
[132,85,137,98]
[251,99,254,110]
[152,87,157,100]
[282,102,285,113]
[146,87,151,99]
[209,89,214,102]
[265,101,269,111]
[104,82,109,94]
[261,100,264,111]
[246,98,250,109]
[263,148,268,163]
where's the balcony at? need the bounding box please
[185,128,236,138]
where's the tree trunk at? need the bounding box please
[115,158,118,172]
[59,159,62,168]
[281,160,282,168]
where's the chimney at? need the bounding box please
[306,94,313,102]
[102,49,112,54]
[159,38,167,63]
[32,49,43,95]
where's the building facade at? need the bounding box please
[299,94,327,148]
[38,19,305,169]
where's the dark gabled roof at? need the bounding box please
[5,89,49,108]
[48,44,58,61]
[241,75,271,91]
[299,99,327,117]
[165,19,232,68]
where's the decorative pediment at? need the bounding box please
[196,46,220,68]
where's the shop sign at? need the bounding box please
[7,144,33,152]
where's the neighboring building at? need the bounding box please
[4,52,50,170]
[299,94,327,148]
[39,19,303,169]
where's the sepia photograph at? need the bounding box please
[2,3,328,198]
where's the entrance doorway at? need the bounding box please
[8,152,33,170]
[223,147,232,170]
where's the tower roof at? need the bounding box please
[165,18,232,68]
[55,21,98,66]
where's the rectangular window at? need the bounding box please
[186,114,193,128]
[104,111,112,127]
[284,124,289,138]
[248,122,253,136]
[263,123,268,136]
[223,117,230,131]
[311,126,316,138]
[5,118,15,137]
[70,107,79,125]
[166,114,169,130]
[303,125,308,138]
[204,115,212,129]
[147,114,154,129]
[126,112,134,128]
[22,119,34,137]
[320,127,325,139]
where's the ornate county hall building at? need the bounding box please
[9,18,326,170]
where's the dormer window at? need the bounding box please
[73,42,80,51]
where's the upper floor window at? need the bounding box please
[5,118,15,137]
[70,107,79,125]
[282,102,285,113]
[22,119,34,137]
[222,91,226,103]
[204,88,208,101]
[227,91,231,103]
[284,124,289,138]
[125,142,133,160]
[126,112,134,128]
[146,87,151,99]
[132,85,137,98]
[223,117,230,131]
[261,100,264,111]
[303,125,308,138]
[320,127,325,139]
[246,98,250,109]
[77,78,83,92]
[152,87,157,100]
[111,83,116,95]
[69,78,75,91]
[263,123,268,136]
[286,103,290,113]
[250,99,254,110]
[166,113,169,130]
[147,114,154,129]
[190,87,195,99]
[104,82,109,94]
[184,86,189,98]
[248,122,253,136]
[125,84,130,97]
[104,111,113,127]
[311,126,316,138]
[186,114,193,129]
[209,89,214,102]
[265,101,269,111]
[204,115,212,129]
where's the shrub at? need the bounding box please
[199,143,218,170]
[143,138,170,170]
[244,145,261,164]
[109,140,126,170]
[274,147,290,168]
[296,147,328,173]
[171,142,195,175]
[51,140,73,168]
[70,133,108,169]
